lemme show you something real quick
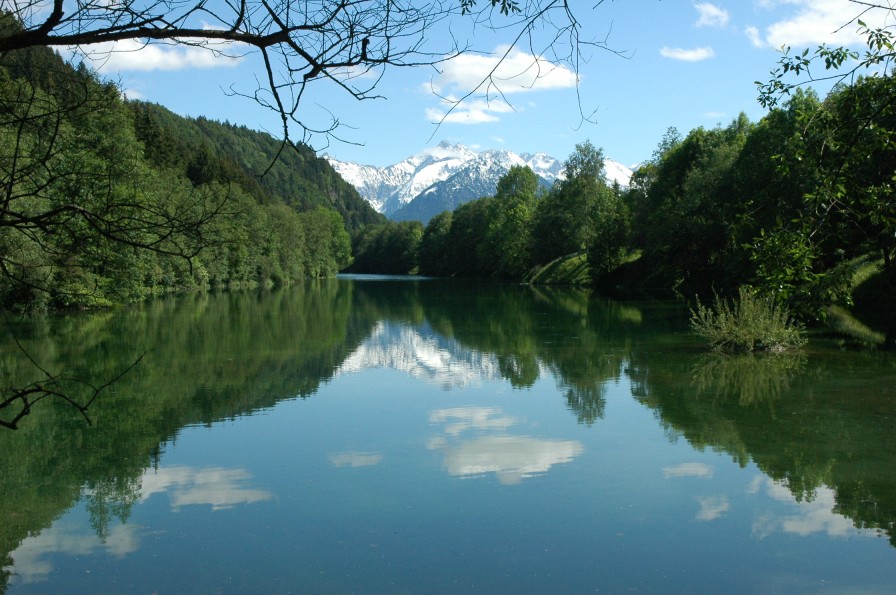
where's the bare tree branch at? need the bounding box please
[2,0,603,145]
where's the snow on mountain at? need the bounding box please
[326,141,633,222]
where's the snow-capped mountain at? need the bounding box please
[326,141,633,223]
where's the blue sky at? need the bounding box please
[76,1,888,168]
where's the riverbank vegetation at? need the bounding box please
[0,41,379,312]
[690,287,806,353]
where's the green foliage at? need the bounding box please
[130,102,384,232]
[526,253,590,285]
[756,18,892,109]
[486,165,538,277]
[631,114,753,293]
[349,221,423,274]
[414,144,627,285]
[532,141,609,264]
[691,351,807,407]
[586,180,630,280]
[419,211,454,276]
[0,45,361,311]
[690,286,806,353]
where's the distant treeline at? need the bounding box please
[0,39,383,311]
[350,79,895,323]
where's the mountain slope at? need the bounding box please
[132,102,385,231]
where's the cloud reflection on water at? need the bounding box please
[749,476,867,539]
[140,465,272,511]
[428,406,583,484]
[662,462,715,479]
[5,465,271,584]
[328,451,383,467]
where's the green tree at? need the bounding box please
[419,211,454,277]
[445,197,496,276]
[486,165,539,277]
[747,78,896,315]
[633,116,753,293]
[349,221,423,274]
[532,141,609,265]
[298,208,353,277]
[586,180,630,281]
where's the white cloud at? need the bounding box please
[756,0,894,48]
[430,406,517,436]
[428,406,583,484]
[430,46,578,96]
[745,25,765,48]
[695,3,730,28]
[76,39,245,73]
[425,45,577,124]
[139,466,272,511]
[6,464,270,585]
[426,98,516,125]
[8,523,141,584]
[660,46,715,62]
[436,435,584,484]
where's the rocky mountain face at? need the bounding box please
[326,141,633,224]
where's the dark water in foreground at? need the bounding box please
[1,276,895,593]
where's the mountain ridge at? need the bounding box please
[326,142,633,223]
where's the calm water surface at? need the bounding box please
[1,277,895,593]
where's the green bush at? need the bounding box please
[690,286,806,352]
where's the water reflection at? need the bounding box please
[1,278,894,592]
[328,452,383,468]
[690,352,807,407]
[10,523,140,584]
[695,496,731,521]
[138,466,272,511]
[6,464,270,585]
[749,477,880,540]
[336,321,503,388]
[428,406,584,484]
[662,463,714,479]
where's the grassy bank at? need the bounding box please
[525,254,591,285]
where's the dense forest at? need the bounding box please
[0,39,382,312]
[350,80,894,340]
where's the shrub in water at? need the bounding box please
[690,286,807,352]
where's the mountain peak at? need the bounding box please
[326,143,632,222]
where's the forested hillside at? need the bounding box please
[130,103,383,231]
[0,40,380,312]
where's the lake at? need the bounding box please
[1,276,895,593]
